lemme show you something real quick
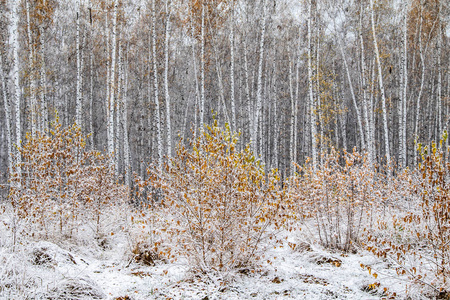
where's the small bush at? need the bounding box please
[8,120,127,245]
[364,139,450,297]
[147,122,285,272]
[287,148,380,251]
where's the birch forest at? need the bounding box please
[0,0,448,183]
[1,0,450,299]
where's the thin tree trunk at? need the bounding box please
[289,58,295,175]
[39,34,48,133]
[399,3,408,168]
[152,0,162,169]
[0,52,12,176]
[370,0,390,164]
[164,0,172,158]
[359,6,372,165]
[339,39,365,151]
[308,0,317,168]
[107,6,116,169]
[252,0,267,156]
[76,0,82,127]
[230,2,236,131]
[200,2,205,129]
[11,0,22,182]
[26,0,36,138]
[414,11,425,167]
[121,43,130,186]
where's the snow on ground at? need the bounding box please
[0,218,411,300]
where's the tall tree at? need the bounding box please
[370,0,390,164]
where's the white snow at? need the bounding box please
[0,213,411,300]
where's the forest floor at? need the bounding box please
[0,221,411,300]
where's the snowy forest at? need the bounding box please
[1,0,450,299]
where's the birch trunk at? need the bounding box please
[152,0,162,169]
[253,0,267,156]
[289,59,295,175]
[414,12,425,167]
[164,0,172,158]
[308,0,317,168]
[0,52,12,176]
[370,0,390,164]
[89,16,94,147]
[107,7,115,169]
[26,0,36,138]
[11,0,22,181]
[359,6,372,165]
[76,1,82,127]
[39,34,48,133]
[229,2,236,131]
[400,4,408,167]
[200,3,205,129]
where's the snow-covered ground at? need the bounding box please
[0,218,411,300]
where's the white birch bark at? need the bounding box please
[11,0,22,180]
[273,68,278,169]
[359,7,372,165]
[123,46,130,186]
[370,0,390,164]
[414,12,425,166]
[308,0,317,168]
[399,4,408,168]
[200,3,205,129]
[119,42,130,185]
[289,59,295,175]
[152,0,162,169]
[89,19,94,147]
[243,41,251,144]
[0,52,12,176]
[252,0,267,156]
[164,0,172,158]
[437,24,442,140]
[189,17,200,136]
[294,45,299,166]
[39,34,48,133]
[76,0,82,127]
[108,2,118,172]
[26,0,36,138]
[229,2,236,131]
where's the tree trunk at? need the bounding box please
[370,0,390,164]
[200,3,205,129]
[76,0,82,127]
[152,0,162,169]
[308,0,317,168]
[26,0,36,138]
[164,0,172,158]
[0,52,12,176]
[230,2,236,132]
[11,0,22,181]
[252,0,267,156]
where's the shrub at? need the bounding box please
[363,139,450,297]
[147,122,285,272]
[287,148,380,251]
[8,120,127,245]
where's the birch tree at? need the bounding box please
[0,52,12,176]
[11,0,22,180]
[370,0,390,164]
[76,0,82,127]
[308,0,317,168]
[252,0,267,156]
[164,0,172,158]
[108,1,118,171]
[153,0,162,169]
